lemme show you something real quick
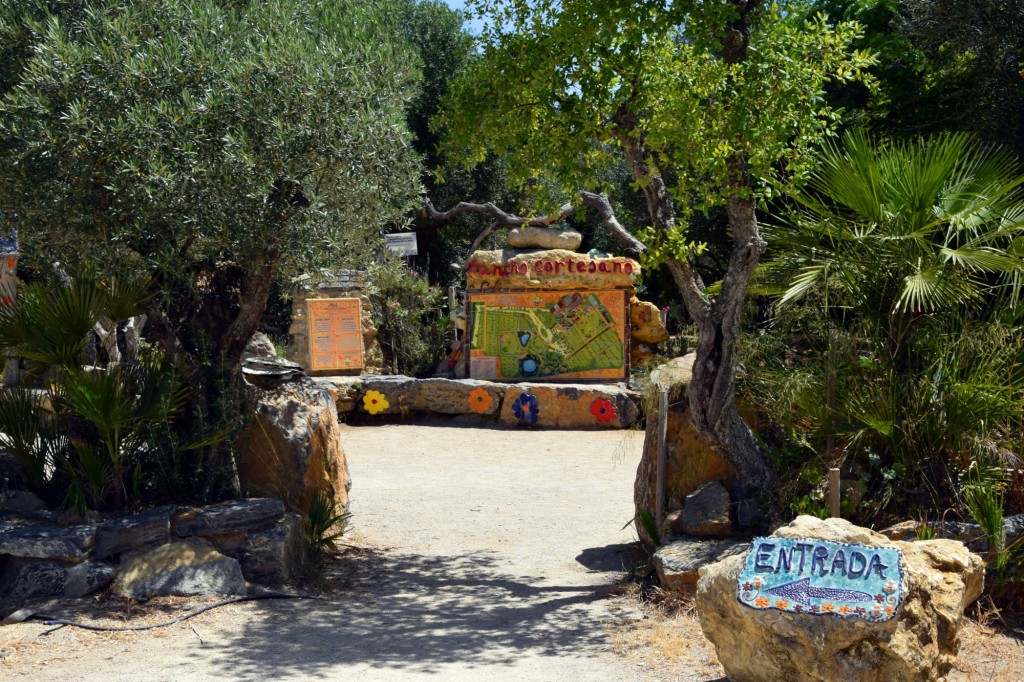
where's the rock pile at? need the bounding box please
[0,498,296,616]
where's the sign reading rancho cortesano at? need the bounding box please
[738,537,904,622]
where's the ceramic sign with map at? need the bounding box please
[738,537,904,622]
[466,289,629,382]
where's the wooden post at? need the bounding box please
[828,467,841,518]
[656,389,669,528]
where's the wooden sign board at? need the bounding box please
[738,537,904,622]
[306,298,363,372]
[466,288,629,382]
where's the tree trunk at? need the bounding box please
[688,197,775,492]
[219,248,279,363]
[617,134,776,495]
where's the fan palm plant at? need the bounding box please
[0,275,187,512]
[762,130,1024,332]
[748,131,1024,520]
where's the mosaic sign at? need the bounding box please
[306,298,363,372]
[738,537,904,622]
[466,289,629,382]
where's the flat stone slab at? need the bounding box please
[93,505,175,559]
[172,498,285,537]
[317,375,640,429]
[507,226,583,250]
[0,558,115,605]
[0,524,96,562]
[653,536,747,591]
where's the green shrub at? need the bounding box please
[366,254,449,377]
[0,275,201,513]
[746,131,1024,524]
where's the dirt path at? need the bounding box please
[1,422,670,681]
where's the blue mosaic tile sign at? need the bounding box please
[738,537,904,622]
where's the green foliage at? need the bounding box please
[288,487,352,584]
[745,132,1024,522]
[806,0,1024,158]
[636,508,662,549]
[0,0,425,475]
[305,487,352,554]
[0,0,422,279]
[366,255,450,377]
[0,276,189,513]
[436,0,875,215]
[962,460,1008,569]
[0,276,145,375]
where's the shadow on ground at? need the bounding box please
[208,545,630,677]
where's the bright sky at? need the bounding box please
[440,0,485,34]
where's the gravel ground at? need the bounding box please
[0,421,658,681]
[3,420,1019,681]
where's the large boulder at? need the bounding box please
[207,514,300,585]
[238,375,351,512]
[679,481,732,536]
[172,498,285,538]
[0,524,96,562]
[0,490,47,516]
[629,297,669,345]
[654,536,747,590]
[634,355,735,545]
[113,538,246,599]
[244,332,278,360]
[695,515,985,682]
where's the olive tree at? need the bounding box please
[434,0,875,494]
[0,0,422,481]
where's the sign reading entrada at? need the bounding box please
[738,537,904,622]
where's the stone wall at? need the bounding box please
[318,375,641,429]
[0,499,297,614]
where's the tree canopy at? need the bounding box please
[434,0,875,493]
[0,0,423,367]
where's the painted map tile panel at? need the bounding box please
[467,289,628,382]
[738,537,904,622]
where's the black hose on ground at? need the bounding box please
[31,593,319,632]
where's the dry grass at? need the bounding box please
[952,619,1024,681]
[605,580,725,682]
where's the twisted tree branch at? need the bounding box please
[424,193,649,260]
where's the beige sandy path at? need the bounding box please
[1,422,655,681]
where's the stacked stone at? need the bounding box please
[0,498,297,614]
